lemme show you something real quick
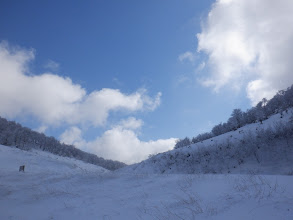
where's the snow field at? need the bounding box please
[1,145,293,219]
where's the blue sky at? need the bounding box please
[1,0,292,164]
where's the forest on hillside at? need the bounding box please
[175,85,293,149]
[0,118,125,170]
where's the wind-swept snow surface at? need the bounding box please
[1,145,293,219]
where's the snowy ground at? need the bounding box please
[1,145,293,219]
[123,110,293,175]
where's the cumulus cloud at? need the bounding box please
[60,119,176,164]
[0,41,172,164]
[0,41,161,126]
[116,117,143,130]
[60,126,85,146]
[196,0,293,104]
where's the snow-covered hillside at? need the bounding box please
[122,109,293,175]
[1,144,293,219]
[0,145,108,175]
[0,116,126,171]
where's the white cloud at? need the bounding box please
[196,0,293,104]
[0,41,161,126]
[35,125,48,134]
[178,51,196,63]
[60,122,176,164]
[176,74,190,86]
[140,90,161,111]
[44,60,60,72]
[116,117,143,130]
[196,62,206,73]
[0,41,171,164]
[60,126,85,146]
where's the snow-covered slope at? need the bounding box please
[121,109,293,175]
[0,145,108,175]
[1,144,293,219]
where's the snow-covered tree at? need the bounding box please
[228,109,244,129]
[174,137,191,149]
